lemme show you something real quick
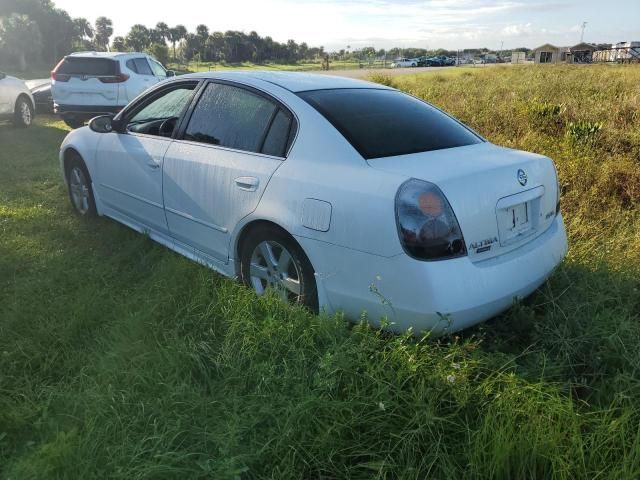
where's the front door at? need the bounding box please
[163,81,296,261]
[94,81,199,234]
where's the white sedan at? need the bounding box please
[390,58,417,68]
[58,72,567,334]
[0,72,35,127]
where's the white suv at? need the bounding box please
[0,72,35,127]
[51,52,174,128]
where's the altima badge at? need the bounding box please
[517,169,527,186]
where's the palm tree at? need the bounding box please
[169,24,187,60]
[155,22,170,43]
[94,16,113,51]
[73,17,93,45]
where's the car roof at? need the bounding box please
[66,51,149,59]
[178,71,392,93]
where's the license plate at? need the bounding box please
[502,202,531,241]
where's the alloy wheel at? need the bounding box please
[20,101,32,126]
[249,240,302,301]
[69,167,90,215]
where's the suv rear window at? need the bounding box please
[298,88,482,159]
[58,57,118,76]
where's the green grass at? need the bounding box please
[1,64,640,478]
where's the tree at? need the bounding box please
[94,16,113,51]
[148,42,169,65]
[0,13,42,70]
[169,24,187,60]
[125,24,150,51]
[155,22,170,43]
[111,36,126,52]
[73,17,93,41]
[195,24,208,59]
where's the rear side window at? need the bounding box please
[58,57,117,76]
[126,58,153,75]
[298,88,482,159]
[262,109,293,157]
[184,83,281,154]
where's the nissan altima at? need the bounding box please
[59,72,567,334]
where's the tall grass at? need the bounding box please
[1,65,640,478]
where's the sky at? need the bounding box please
[53,0,640,51]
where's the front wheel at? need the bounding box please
[13,97,34,128]
[66,155,97,218]
[240,226,318,312]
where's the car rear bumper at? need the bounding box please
[54,104,124,116]
[299,214,568,335]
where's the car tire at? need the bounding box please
[63,115,85,129]
[13,96,34,128]
[240,225,318,312]
[66,154,97,218]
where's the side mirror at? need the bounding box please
[166,70,175,77]
[88,115,115,133]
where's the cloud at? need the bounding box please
[501,23,533,37]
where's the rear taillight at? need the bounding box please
[395,179,466,261]
[99,74,129,83]
[51,58,69,82]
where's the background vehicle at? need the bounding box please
[51,52,174,128]
[59,71,567,335]
[390,58,417,68]
[0,72,35,127]
[26,78,53,114]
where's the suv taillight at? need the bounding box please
[51,58,69,82]
[99,73,129,83]
[395,179,466,261]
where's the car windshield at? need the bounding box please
[298,88,482,160]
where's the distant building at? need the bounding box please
[570,43,597,63]
[511,51,526,64]
[534,43,597,64]
[533,44,570,63]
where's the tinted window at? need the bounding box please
[184,83,278,153]
[262,109,293,157]
[125,59,138,73]
[58,57,117,76]
[133,58,153,75]
[298,89,482,159]
[148,58,167,77]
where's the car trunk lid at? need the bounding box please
[368,142,559,261]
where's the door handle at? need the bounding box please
[235,176,259,191]
[147,162,160,169]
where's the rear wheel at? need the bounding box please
[240,226,318,312]
[13,96,33,128]
[66,155,97,218]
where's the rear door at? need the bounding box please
[123,57,157,101]
[163,81,295,262]
[51,57,120,107]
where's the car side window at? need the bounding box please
[126,83,197,136]
[261,109,293,157]
[183,82,281,155]
[125,59,138,73]
[148,58,167,77]
[133,58,153,75]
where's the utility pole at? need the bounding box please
[580,21,587,43]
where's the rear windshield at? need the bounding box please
[298,88,482,159]
[58,57,118,76]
